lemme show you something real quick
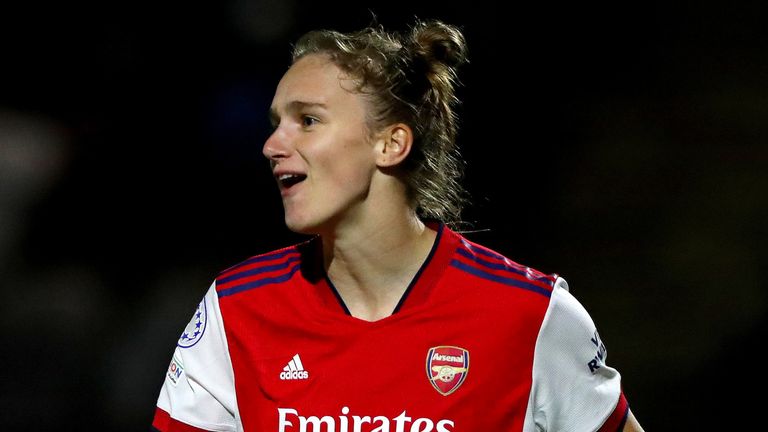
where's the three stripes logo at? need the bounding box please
[280,354,309,380]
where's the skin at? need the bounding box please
[623,411,644,431]
[264,54,645,431]
[264,54,436,321]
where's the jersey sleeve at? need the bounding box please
[525,278,627,432]
[153,282,240,432]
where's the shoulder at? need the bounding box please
[537,280,602,349]
[533,279,619,387]
[214,238,316,299]
[528,280,624,430]
[450,233,559,299]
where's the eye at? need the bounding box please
[301,115,319,128]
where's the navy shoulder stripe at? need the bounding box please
[459,240,556,287]
[217,263,301,298]
[450,259,552,298]
[216,246,302,298]
[218,254,301,285]
[450,239,556,298]
[218,248,299,277]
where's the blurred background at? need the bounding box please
[1,1,766,430]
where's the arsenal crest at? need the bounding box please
[426,346,470,396]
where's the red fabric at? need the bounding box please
[598,391,629,432]
[152,407,211,432]
[217,226,553,431]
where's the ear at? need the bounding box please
[374,123,413,168]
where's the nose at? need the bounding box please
[262,126,290,163]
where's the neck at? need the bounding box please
[322,213,437,321]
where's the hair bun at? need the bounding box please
[409,20,468,70]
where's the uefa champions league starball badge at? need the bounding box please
[426,346,470,395]
[177,299,208,348]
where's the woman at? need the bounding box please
[153,20,644,431]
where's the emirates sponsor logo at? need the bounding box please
[278,407,454,432]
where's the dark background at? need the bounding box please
[1,1,766,430]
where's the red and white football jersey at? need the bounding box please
[153,225,629,432]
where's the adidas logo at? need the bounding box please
[279,354,309,380]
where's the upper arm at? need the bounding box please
[527,278,626,431]
[153,283,239,432]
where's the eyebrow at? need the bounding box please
[269,101,329,125]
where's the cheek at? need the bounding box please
[322,133,375,185]
[324,159,372,194]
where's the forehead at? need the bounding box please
[271,54,363,112]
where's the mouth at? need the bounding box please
[277,173,307,190]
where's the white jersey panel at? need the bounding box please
[156,282,241,431]
[523,278,622,432]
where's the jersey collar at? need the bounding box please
[307,222,461,321]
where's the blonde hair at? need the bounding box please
[292,20,469,225]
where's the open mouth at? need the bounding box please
[278,173,307,188]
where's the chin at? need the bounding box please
[284,215,322,236]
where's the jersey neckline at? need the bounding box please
[306,222,460,324]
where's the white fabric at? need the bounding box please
[158,279,621,432]
[523,278,622,432]
[156,282,241,431]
